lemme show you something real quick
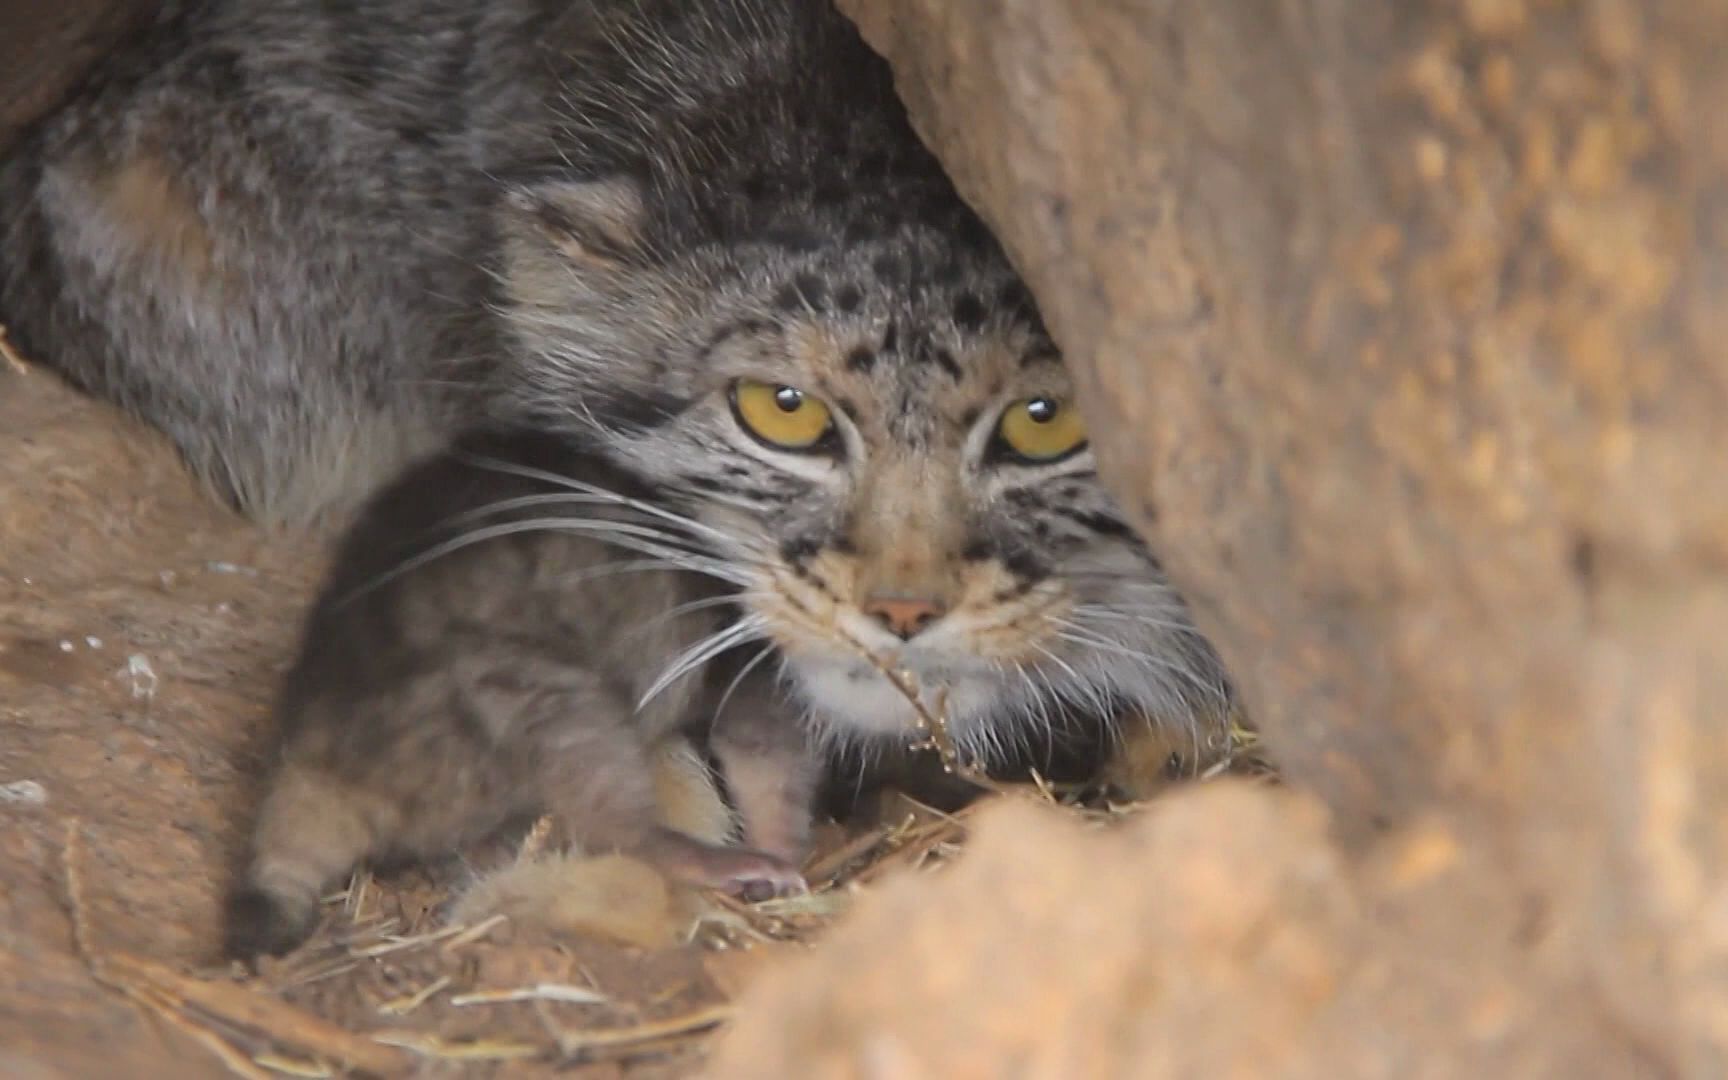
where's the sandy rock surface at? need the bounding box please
[714,781,1666,1078]
[0,362,322,1075]
[713,1,1728,1072]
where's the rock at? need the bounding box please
[711,785,1657,1077]
[718,0,1728,1071]
[0,780,47,806]
[0,354,319,1078]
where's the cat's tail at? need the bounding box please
[225,765,378,961]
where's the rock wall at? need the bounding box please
[716,1,1728,1073]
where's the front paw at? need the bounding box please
[641,827,808,901]
[713,854,809,903]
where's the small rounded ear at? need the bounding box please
[501,176,648,267]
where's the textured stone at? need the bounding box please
[712,786,1659,1078]
[712,1,1728,1073]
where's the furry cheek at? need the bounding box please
[929,560,1075,664]
[746,544,1078,669]
[743,552,873,661]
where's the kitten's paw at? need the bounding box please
[641,827,808,901]
[714,855,810,904]
[224,886,319,962]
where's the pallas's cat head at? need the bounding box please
[492,166,1229,764]
[487,3,1226,761]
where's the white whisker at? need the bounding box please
[342,515,752,606]
[1067,604,1206,638]
[453,452,771,556]
[637,614,768,711]
[711,644,775,723]
[1051,624,1226,706]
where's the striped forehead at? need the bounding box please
[729,225,1061,444]
[789,321,1051,449]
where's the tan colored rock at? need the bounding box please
[712,785,1656,1077]
[0,361,318,1077]
[715,0,1728,1072]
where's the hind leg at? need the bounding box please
[709,666,821,869]
[525,704,803,900]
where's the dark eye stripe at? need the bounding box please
[593,389,693,432]
[677,473,798,504]
[1051,507,1139,540]
[1001,549,1047,581]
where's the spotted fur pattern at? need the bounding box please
[490,2,1233,762]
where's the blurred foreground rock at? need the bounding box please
[713,785,1658,1077]
[715,1,1728,1074]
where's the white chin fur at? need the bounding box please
[785,653,1007,745]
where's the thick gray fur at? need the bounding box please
[3,0,558,521]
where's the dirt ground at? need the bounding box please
[0,354,1248,1077]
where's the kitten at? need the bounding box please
[2,0,1234,948]
[227,429,819,958]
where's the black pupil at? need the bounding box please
[1026,397,1058,423]
[774,386,803,412]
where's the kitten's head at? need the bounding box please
[494,171,1228,763]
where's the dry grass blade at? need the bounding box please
[450,983,609,1007]
[815,620,1003,787]
[271,959,361,991]
[64,820,271,1080]
[845,817,970,887]
[138,989,277,1080]
[109,955,410,1075]
[60,820,412,1079]
[372,1031,544,1061]
[250,1052,335,1077]
[687,906,779,946]
[748,891,851,918]
[348,920,475,958]
[802,824,893,886]
[700,892,803,941]
[340,868,372,922]
[376,975,452,1016]
[542,1003,732,1058]
[439,912,508,952]
[515,813,556,862]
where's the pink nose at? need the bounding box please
[861,595,946,640]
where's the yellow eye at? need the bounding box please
[731,379,835,450]
[996,396,1087,462]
